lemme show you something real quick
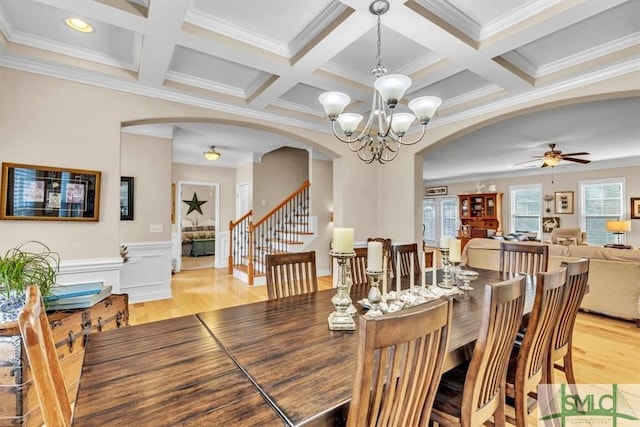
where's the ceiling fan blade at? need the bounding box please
[559,152,590,157]
[562,157,591,164]
[541,162,549,168]
[513,159,540,166]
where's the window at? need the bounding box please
[423,196,458,246]
[510,184,542,238]
[580,178,625,246]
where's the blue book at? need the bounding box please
[45,282,104,301]
[46,285,112,310]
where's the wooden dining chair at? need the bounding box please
[347,299,452,427]
[499,242,549,276]
[349,246,368,290]
[265,251,318,300]
[430,276,526,427]
[18,285,73,427]
[546,258,590,385]
[505,267,567,427]
[391,243,421,278]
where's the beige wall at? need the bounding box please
[1,66,636,266]
[0,68,350,262]
[309,159,333,271]
[252,147,309,219]
[438,164,640,246]
[120,132,172,242]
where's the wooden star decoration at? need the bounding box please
[182,192,207,215]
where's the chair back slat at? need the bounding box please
[265,251,318,300]
[464,276,526,424]
[499,242,549,276]
[347,299,452,427]
[548,258,590,383]
[350,247,368,290]
[18,285,73,427]
[392,243,421,278]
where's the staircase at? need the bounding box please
[228,181,315,286]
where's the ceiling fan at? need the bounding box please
[516,143,591,168]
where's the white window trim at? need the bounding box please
[578,177,626,231]
[509,183,542,238]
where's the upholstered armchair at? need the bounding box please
[546,228,589,246]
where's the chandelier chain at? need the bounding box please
[376,14,382,69]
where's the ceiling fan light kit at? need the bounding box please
[204,146,221,161]
[318,0,442,164]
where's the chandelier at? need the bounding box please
[203,145,221,161]
[318,0,442,164]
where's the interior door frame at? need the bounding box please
[177,180,220,271]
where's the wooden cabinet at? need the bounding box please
[458,193,503,246]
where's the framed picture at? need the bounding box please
[0,162,100,221]
[425,186,447,196]
[554,191,574,214]
[542,217,560,233]
[120,177,134,221]
[631,197,640,220]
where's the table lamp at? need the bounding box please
[606,219,631,244]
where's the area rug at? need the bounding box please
[181,255,215,270]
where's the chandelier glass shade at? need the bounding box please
[204,146,221,161]
[318,0,442,164]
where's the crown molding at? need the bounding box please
[121,125,174,139]
[0,53,330,134]
[165,70,247,98]
[479,1,557,41]
[536,33,640,77]
[289,1,349,57]
[431,58,640,129]
[441,84,503,109]
[185,7,289,57]
[270,98,324,117]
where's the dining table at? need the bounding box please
[72,268,535,426]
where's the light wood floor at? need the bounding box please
[129,267,640,425]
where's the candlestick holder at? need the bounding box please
[328,250,357,331]
[438,247,454,289]
[365,268,384,316]
[450,261,461,285]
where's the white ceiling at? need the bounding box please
[1,0,638,175]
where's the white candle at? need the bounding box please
[367,241,383,271]
[421,249,426,289]
[432,254,437,286]
[410,255,415,288]
[333,227,354,253]
[449,239,462,263]
[382,255,388,302]
[396,252,401,293]
[440,237,450,249]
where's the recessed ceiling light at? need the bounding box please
[65,17,94,33]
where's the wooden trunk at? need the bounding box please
[0,294,129,426]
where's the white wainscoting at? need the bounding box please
[57,258,123,292]
[215,231,230,269]
[120,241,173,303]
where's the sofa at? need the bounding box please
[461,238,640,326]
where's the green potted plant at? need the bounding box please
[0,241,60,323]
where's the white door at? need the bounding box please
[236,183,250,216]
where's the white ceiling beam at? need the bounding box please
[137,1,190,85]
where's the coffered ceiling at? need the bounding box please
[0,0,638,178]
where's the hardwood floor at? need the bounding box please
[129,267,640,425]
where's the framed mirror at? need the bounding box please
[1,162,101,221]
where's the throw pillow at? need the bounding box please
[557,237,578,246]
